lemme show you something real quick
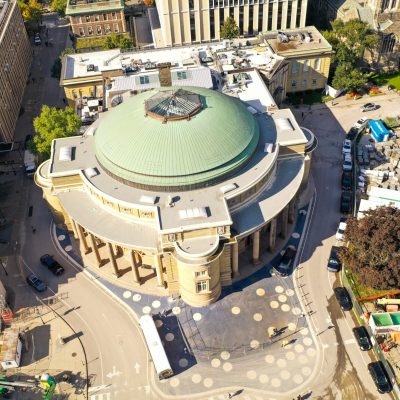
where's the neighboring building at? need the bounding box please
[35,82,313,307]
[262,26,333,94]
[66,0,126,38]
[0,0,32,143]
[153,0,309,48]
[309,0,400,70]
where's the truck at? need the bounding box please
[24,150,36,176]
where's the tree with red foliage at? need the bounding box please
[339,207,400,290]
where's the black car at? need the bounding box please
[40,254,65,276]
[340,191,352,214]
[368,362,392,394]
[346,127,358,141]
[341,171,352,190]
[334,287,353,311]
[274,246,297,277]
[353,326,372,351]
[327,246,342,272]
[26,273,47,292]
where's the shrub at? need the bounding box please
[322,95,334,103]
[383,117,399,129]
[346,91,362,100]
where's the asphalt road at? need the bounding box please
[293,94,400,400]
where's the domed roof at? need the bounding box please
[94,87,259,190]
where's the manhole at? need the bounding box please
[71,352,77,357]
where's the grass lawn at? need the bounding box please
[370,72,400,90]
[76,36,107,50]
[286,90,324,105]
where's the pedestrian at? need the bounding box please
[301,112,304,118]
[31,226,36,234]
[228,394,232,399]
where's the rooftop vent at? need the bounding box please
[140,195,157,204]
[59,146,74,161]
[84,167,98,178]
[247,106,258,115]
[264,143,274,153]
[276,118,294,131]
[179,207,207,220]
[220,183,238,194]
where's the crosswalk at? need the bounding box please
[89,385,150,400]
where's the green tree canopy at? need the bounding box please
[104,33,133,49]
[220,17,240,39]
[339,207,400,290]
[332,62,367,90]
[18,0,42,25]
[50,0,67,17]
[32,106,81,159]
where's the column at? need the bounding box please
[130,250,141,285]
[268,218,277,251]
[154,255,164,287]
[76,224,89,253]
[280,206,289,238]
[89,233,101,267]
[107,242,119,276]
[252,230,261,265]
[288,199,296,224]
[232,242,239,277]
[69,217,78,239]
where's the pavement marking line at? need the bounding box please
[88,385,109,393]
[343,338,356,345]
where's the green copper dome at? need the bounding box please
[94,87,260,190]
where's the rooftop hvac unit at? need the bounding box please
[84,167,98,178]
[59,146,73,161]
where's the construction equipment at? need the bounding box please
[0,373,56,399]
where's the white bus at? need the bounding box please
[139,315,173,379]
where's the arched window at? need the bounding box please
[381,33,397,53]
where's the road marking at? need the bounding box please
[134,362,140,374]
[88,385,109,393]
[344,338,356,345]
[90,393,111,400]
[105,365,122,379]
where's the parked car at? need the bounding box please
[342,139,352,155]
[353,117,369,132]
[343,157,352,171]
[334,287,352,311]
[346,127,358,141]
[34,33,41,45]
[336,218,347,240]
[368,362,392,394]
[274,245,297,277]
[340,191,352,214]
[360,102,378,112]
[327,246,342,272]
[26,273,46,292]
[40,254,65,276]
[353,326,372,351]
[341,171,353,190]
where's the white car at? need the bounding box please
[342,139,352,155]
[336,221,347,241]
[353,117,369,132]
[343,157,352,171]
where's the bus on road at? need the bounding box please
[139,315,173,380]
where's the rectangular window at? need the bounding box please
[291,80,297,87]
[277,0,283,30]
[210,9,215,39]
[195,271,207,277]
[303,79,307,86]
[258,3,264,32]
[239,6,244,35]
[103,13,108,21]
[105,25,111,33]
[114,23,119,33]
[196,280,208,293]
[248,4,254,35]
[79,27,84,36]
[292,61,299,74]
[312,79,317,85]
[190,11,196,42]
[96,25,102,35]
[303,60,310,72]
[296,0,302,27]
[94,15,99,22]
[85,15,90,22]
[177,71,188,80]
[140,76,150,84]
[314,58,321,71]
[112,12,116,19]
[88,26,93,35]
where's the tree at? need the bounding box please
[339,207,400,290]
[104,33,133,50]
[50,0,67,17]
[220,17,240,39]
[18,0,42,26]
[332,62,367,91]
[143,0,155,6]
[32,106,81,159]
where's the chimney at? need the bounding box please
[158,62,172,87]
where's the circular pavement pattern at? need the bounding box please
[275,285,284,294]
[285,351,296,361]
[165,333,175,342]
[298,355,308,365]
[278,294,287,302]
[223,362,233,372]
[277,359,287,368]
[303,337,313,346]
[132,294,142,302]
[231,306,241,315]
[193,313,202,321]
[265,354,275,364]
[302,366,312,377]
[271,378,281,388]
[154,319,163,328]
[123,291,132,299]
[169,377,180,387]
[203,378,213,388]
[259,374,269,384]
[221,351,230,360]
[247,370,257,380]
[291,232,300,239]
[142,306,151,314]
[307,348,316,357]
[250,340,260,349]
[295,344,305,353]
[293,374,304,384]
[256,288,265,296]
[191,374,202,384]
[285,288,295,297]
[179,358,188,368]
[299,210,307,215]
[65,245,73,252]
[292,307,301,315]
[57,235,66,241]
[288,322,296,331]
[300,327,309,336]
[270,301,279,309]
[281,304,291,312]
[280,370,291,380]
[152,300,161,309]
[211,359,221,368]
[253,313,263,322]
[172,307,181,315]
